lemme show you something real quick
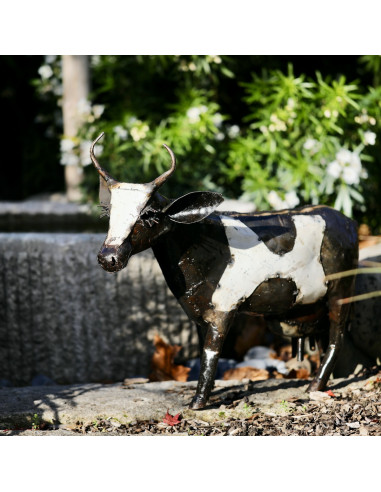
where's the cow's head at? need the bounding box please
[91,132,224,273]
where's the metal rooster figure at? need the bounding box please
[90,132,358,409]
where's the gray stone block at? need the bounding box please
[0,233,197,386]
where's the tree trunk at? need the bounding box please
[62,55,90,202]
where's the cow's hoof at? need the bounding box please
[307,379,324,392]
[189,396,206,410]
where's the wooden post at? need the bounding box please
[62,55,90,202]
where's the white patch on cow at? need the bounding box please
[211,214,327,312]
[204,348,217,363]
[106,183,154,246]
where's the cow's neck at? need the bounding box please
[151,214,230,305]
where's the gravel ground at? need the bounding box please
[3,367,380,437]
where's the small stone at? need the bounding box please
[309,391,331,401]
[123,378,149,386]
[359,426,369,436]
[346,422,360,429]
[228,427,241,436]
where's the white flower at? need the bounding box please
[268,191,286,210]
[92,105,105,119]
[113,125,128,139]
[369,117,376,125]
[324,109,331,118]
[286,98,295,110]
[355,112,369,124]
[79,141,92,166]
[199,105,208,114]
[342,166,360,185]
[269,113,286,131]
[214,132,225,141]
[227,125,240,138]
[327,148,363,185]
[364,131,376,146]
[187,107,202,123]
[361,168,368,179]
[209,55,222,64]
[60,152,79,166]
[79,140,103,166]
[38,65,53,79]
[260,125,268,135]
[44,55,57,64]
[303,138,319,152]
[284,191,300,208]
[60,138,76,153]
[212,113,223,127]
[268,190,300,210]
[91,55,101,66]
[77,98,92,116]
[327,160,342,179]
[130,123,149,142]
[336,149,353,166]
[188,62,197,71]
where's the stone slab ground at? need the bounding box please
[1,372,380,436]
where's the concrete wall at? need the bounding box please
[0,233,197,385]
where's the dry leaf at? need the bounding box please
[325,390,336,397]
[286,368,310,379]
[149,335,190,382]
[163,410,181,426]
[274,344,293,362]
[223,366,270,381]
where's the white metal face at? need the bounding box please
[211,214,327,313]
[105,182,154,246]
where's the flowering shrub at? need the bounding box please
[226,65,381,217]
[35,56,381,222]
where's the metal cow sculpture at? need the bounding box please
[91,132,358,409]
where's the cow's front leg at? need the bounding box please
[307,299,350,392]
[190,315,232,410]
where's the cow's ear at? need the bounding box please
[99,175,111,207]
[163,191,224,224]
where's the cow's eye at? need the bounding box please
[139,205,159,227]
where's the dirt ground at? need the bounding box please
[2,366,380,437]
[68,368,381,436]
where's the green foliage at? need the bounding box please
[227,64,381,216]
[31,413,40,430]
[35,56,381,224]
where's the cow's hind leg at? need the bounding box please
[307,298,350,392]
[190,313,233,410]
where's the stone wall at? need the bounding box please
[0,233,197,385]
[1,233,380,386]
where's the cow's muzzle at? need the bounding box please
[97,242,132,273]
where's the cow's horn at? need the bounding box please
[151,144,176,190]
[90,132,117,184]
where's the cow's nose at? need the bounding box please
[97,243,132,272]
[97,246,119,271]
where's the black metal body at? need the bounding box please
[91,136,358,409]
[130,198,357,408]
